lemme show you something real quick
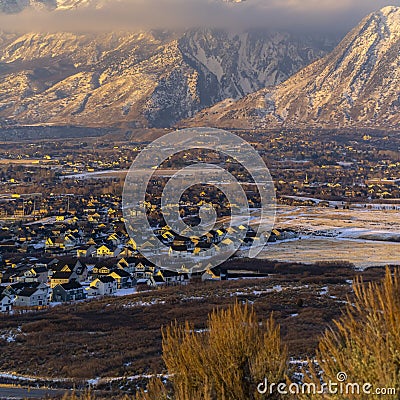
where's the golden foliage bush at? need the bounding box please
[302,268,400,400]
[134,377,170,400]
[59,269,400,400]
[160,301,288,400]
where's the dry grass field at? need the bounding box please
[0,261,391,397]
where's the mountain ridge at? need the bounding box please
[186,6,400,130]
[0,29,336,127]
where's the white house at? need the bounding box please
[0,292,15,313]
[89,276,117,296]
[14,284,50,308]
[20,266,49,284]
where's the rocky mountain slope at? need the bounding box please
[188,6,400,130]
[0,28,336,127]
[179,30,334,100]
[0,0,247,13]
[0,0,89,13]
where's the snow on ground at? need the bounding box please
[254,205,400,268]
[319,286,328,296]
[113,287,137,297]
[0,373,36,382]
[122,299,166,308]
[182,296,205,301]
[0,327,21,343]
[62,169,128,180]
[275,205,400,239]
[230,285,284,298]
[258,238,400,268]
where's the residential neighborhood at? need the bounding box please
[0,196,238,313]
[0,129,398,314]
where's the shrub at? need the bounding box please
[302,268,400,400]
[158,301,288,400]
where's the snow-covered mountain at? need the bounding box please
[0,28,336,127]
[0,0,86,13]
[188,6,400,130]
[0,0,244,13]
[179,30,333,99]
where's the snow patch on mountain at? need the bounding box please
[188,6,400,130]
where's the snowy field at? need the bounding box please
[275,205,400,240]
[259,238,400,268]
[257,205,400,268]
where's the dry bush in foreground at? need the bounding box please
[146,301,288,400]
[302,268,400,400]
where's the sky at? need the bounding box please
[0,0,398,34]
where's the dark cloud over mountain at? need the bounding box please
[0,0,396,34]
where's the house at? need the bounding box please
[91,260,117,278]
[35,257,56,269]
[152,275,166,287]
[96,245,117,258]
[116,258,129,270]
[158,269,179,284]
[118,245,136,258]
[51,261,74,273]
[20,266,49,284]
[159,270,190,285]
[50,271,77,288]
[201,268,220,281]
[64,232,81,248]
[52,281,86,302]
[133,262,146,279]
[50,259,87,283]
[123,257,138,273]
[133,262,154,279]
[108,269,132,289]
[106,233,121,246]
[76,245,96,258]
[14,284,50,308]
[45,237,65,250]
[89,276,117,296]
[74,261,88,282]
[0,290,14,313]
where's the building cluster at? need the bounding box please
[0,195,231,314]
[0,254,194,314]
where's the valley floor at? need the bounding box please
[0,264,389,397]
[257,204,400,268]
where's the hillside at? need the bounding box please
[0,28,335,128]
[188,6,400,130]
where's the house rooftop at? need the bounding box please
[59,280,83,291]
[98,276,116,283]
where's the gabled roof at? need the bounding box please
[0,292,14,302]
[32,266,48,274]
[109,269,131,278]
[94,259,118,268]
[52,271,73,280]
[59,280,83,291]
[9,282,40,293]
[18,287,39,297]
[98,276,116,284]
[161,270,179,277]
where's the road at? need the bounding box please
[0,386,71,399]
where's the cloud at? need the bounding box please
[0,0,396,34]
